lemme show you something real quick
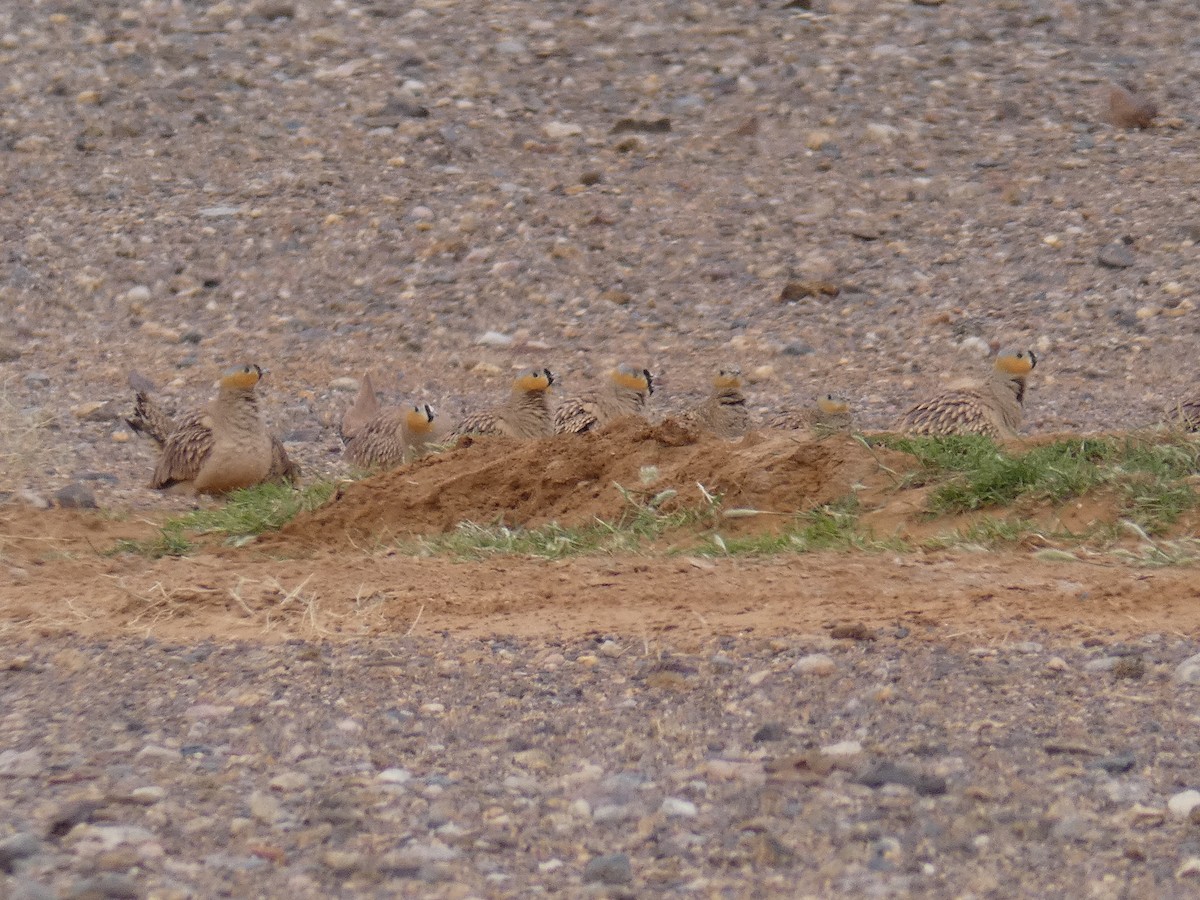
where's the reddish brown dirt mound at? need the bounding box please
[274,419,908,548]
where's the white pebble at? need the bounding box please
[791,653,837,676]
[1168,789,1200,819]
[660,797,698,818]
[377,767,412,784]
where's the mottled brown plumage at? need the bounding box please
[339,372,382,442]
[1165,396,1200,433]
[451,368,556,438]
[553,363,654,435]
[767,393,853,434]
[345,404,437,469]
[680,367,749,439]
[127,365,299,492]
[894,349,1037,439]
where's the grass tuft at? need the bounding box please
[113,481,336,557]
[876,433,1200,533]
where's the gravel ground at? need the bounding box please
[3,634,1200,898]
[2,0,1200,507]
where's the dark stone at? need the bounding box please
[52,483,98,510]
[854,762,947,796]
[752,722,787,743]
[583,852,632,885]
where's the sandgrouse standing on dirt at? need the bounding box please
[894,349,1037,439]
[345,404,438,468]
[339,371,382,443]
[553,363,654,435]
[451,368,556,438]
[680,366,749,439]
[126,364,299,493]
[767,392,854,435]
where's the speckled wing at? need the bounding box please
[451,409,503,438]
[125,392,179,447]
[765,409,814,430]
[895,390,1000,438]
[1167,397,1200,432]
[269,435,301,484]
[345,410,407,467]
[151,412,215,488]
[553,395,600,434]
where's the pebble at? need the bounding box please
[64,873,141,899]
[752,723,787,742]
[475,330,513,348]
[854,762,947,796]
[821,740,864,757]
[660,797,698,818]
[791,653,837,676]
[7,880,56,900]
[52,483,98,510]
[1173,652,1200,685]
[542,121,583,139]
[128,786,166,805]
[0,748,42,777]
[22,372,50,389]
[329,377,360,392]
[377,767,412,784]
[1097,243,1136,269]
[248,790,284,825]
[1167,790,1200,819]
[1106,83,1157,129]
[582,852,632,885]
[269,772,311,792]
[0,831,42,869]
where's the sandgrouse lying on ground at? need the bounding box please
[345,403,438,469]
[553,363,654,434]
[766,392,854,435]
[680,366,749,439]
[894,348,1037,439]
[451,368,556,439]
[126,364,299,493]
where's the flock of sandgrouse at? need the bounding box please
[122,348,1200,496]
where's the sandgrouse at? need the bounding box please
[126,364,298,493]
[680,366,749,439]
[767,392,854,434]
[345,404,438,468]
[451,368,556,438]
[894,349,1037,439]
[553,363,654,434]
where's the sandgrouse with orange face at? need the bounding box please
[126,364,298,494]
[681,366,749,439]
[451,368,557,439]
[345,404,438,469]
[894,349,1038,439]
[553,363,654,435]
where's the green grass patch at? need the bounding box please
[113,481,336,558]
[876,433,1200,533]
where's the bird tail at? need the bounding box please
[125,392,176,446]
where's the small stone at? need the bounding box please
[543,121,583,139]
[1176,857,1200,880]
[1084,656,1118,673]
[329,377,360,392]
[23,372,50,389]
[791,653,836,676]
[1093,753,1136,775]
[64,873,141,899]
[583,852,632,885]
[821,740,864,757]
[752,723,787,743]
[1168,790,1200,819]
[1098,243,1136,269]
[854,762,947,796]
[1045,657,1069,672]
[377,768,412,785]
[0,749,42,778]
[805,130,833,151]
[1106,83,1157,129]
[269,772,311,792]
[199,206,241,218]
[829,622,875,641]
[0,342,20,362]
[660,797,698,818]
[52,483,98,510]
[864,122,900,145]
[321,850,364,874]
[7,879,56,900]
[248,790,284,825]
[1112,656,1146,680]
[475,330,513,347]
[513,749,551,772]
[128,786,166,805]
[1175,653,1200,685]
[125,285,151,303]
[0,832,42,871]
